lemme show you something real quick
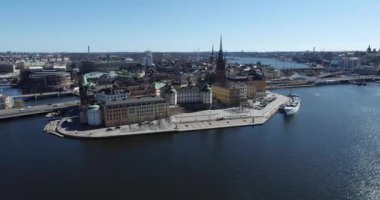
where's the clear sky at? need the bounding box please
[1,0,379,52]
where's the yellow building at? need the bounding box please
[212,85,240,106]
[213,79,267,106]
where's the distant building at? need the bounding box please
[367,45,372,53]
[80,61,138,74]
[352,65,379,75]
[19,66,72,92]
[141,50,154,66]
[339,57,360,69]
[0,94,14,110]
[0,63,14,73]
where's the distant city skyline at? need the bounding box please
[1,0,380,52]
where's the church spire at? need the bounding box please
[210,44,215,62]
[215,35,226,85]
[367,45,372,53]
[219,35,223,51]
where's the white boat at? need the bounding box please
[283,94,301,115]
[45,112,58,118]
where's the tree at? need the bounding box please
[14,100,25,108]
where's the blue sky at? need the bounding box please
[1,0,379,52]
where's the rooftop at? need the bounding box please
[104,96,166,106]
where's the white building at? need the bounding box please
[0,94,14,110]
[330,57,360,70]
[162,84,212,106]
[141,50,153,66]
[163,85,177,105]
[87,105,102,126]
[227,81,248,98]
[96,89,130,104]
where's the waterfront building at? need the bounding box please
[0,94,14,110]
[212,85,240,106]
[339,57,360,69]
[102,96,168,127]
[227,81,248,98]
[96,89,130,104]
[248,80,267,98]
[212,79,266,106]
[87,105,102,126]
[20,66,72,92]
[161,84,212,108]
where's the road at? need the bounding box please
[12,91,75,99]
[0,101,80,119]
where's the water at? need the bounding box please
[228,56,309,69]
[1,84,379,199]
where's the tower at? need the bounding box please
[367,45,372,53]
[215,35,226,85]
[210,44,215,63]
[88,45,90,54]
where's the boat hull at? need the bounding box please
[283,95,301,116]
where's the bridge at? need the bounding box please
[315,75,380,85]
[12,91,76,99]
[0,101,80,120]
[317,71,348,78]
[268,75,380,89]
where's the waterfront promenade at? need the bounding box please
[46,93,289,138]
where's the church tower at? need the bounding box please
[210,44,215,63]
[215,35,226,85]
[367,45,372,53]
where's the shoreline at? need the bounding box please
[45,93,289,139]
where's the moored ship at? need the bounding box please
[283,94,301,115]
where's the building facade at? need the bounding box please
[102,97,168,127]
[87,105,102,126]
[0,94,14,110]
[212,85,240,106]
[96,89,130,104]
[162,84,212,107]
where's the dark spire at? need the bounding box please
[215,35,226,85]
[219,35,223,51]
[367,45,372,53]
[210,44,215,62]
[218,35,224,59]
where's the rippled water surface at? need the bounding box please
[0,85,379,199]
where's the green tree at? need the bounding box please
[14,100,25,108]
